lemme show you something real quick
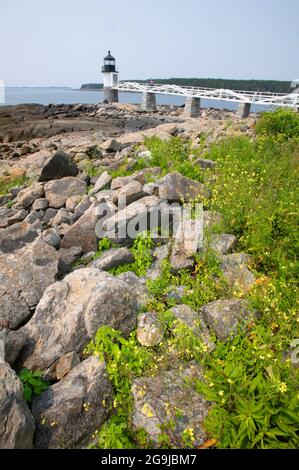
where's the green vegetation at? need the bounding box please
[87,108,299,448]
[111,231,154,277]
[80,83,103,90]
[0,175,29,196]
[110,135,204,182]
[19,368,49,403]
[85,327,153,448]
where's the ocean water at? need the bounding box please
[2,87,270,112]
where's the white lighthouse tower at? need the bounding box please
[102,51,119,103]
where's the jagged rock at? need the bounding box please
[112,180,146,207]
[21,269,138,370]
[0,222,39,253]
[208,233,237,255]
[1,329,29,366]
[194,157,216,169]
[137,312,164,347]
[158,172,211,202]
[90,171,112,195]
[170,305,214,352]
[220,253,255,291]
[101,138,121,153]
[42,228,61,249]
[55,351,80,380]
[51,208,74,226]
[117,271,149,309]
[200,299,256,341]
[170,219,202,272]
[16,182,45,209]
[44,208,57,225]
[89,247,133,271]
[0,238,58,330]
[60,202,103,253]
[65,195,82,212]
[0,362,35,449]
[73,195,92,221]
[0,208,28,228]
[146,242,171,280]
[44,177,87,209]
[23,211,43,226]
[57,246,82,276]
[32,357,113,449]
[103,195,161,244]
[131,363,211,447]
[38,150,78,182]
[31,198,48,211]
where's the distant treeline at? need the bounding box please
[81,83,103,89]
[81,79,292,93]
[130,78,292,93]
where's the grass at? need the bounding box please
[0,175,29,196]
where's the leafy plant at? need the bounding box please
[19,368,49,403]
[255,108,299,140]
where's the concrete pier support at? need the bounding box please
[237,102,251,118]
[183,96,201,118]
[103,87,118,103]
[142,91,156,111]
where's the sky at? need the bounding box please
[0,0,298,87]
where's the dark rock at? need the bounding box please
[32,357,113,449]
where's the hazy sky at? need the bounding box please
[1,0,298,87]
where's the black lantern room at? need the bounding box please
[102,51,116,73]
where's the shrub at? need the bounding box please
[255,108,299,140]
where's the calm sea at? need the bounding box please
[2,87,269,112]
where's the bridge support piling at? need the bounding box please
[183,96,201,118]
[142,91,156,111]
[237,102,251,118]
[103,87,118,103]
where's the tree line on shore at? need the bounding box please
[81,78,292,93]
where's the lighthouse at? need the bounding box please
[102,51,119,103]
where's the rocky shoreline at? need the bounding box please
[0,102,258,449]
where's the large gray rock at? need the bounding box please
[0,208,28,229]
[60,202,103,253]
[170,304,214,352]
[32,357,113,449]
[21,269,138,370]
[220,253,255,292]
[1,329,28,366]
[90,171,112,195]
[209,233,237,255]
[16,182,45,209]
[200,299,256,341]
[146,242,171,281]
[89,247,134,271]
[0,223,39,254]
[57,246,82,276]
[103,195,161,244]
[0,362,35,449]
[170,219,202,272]
[38,150,78,182]
[158,172,211,202]
[137,312,164,347]
[0,238,58,330]
[112,180,146,207]
[45,177,87,209]
[131,363,212,447]
[117,272,149,309]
